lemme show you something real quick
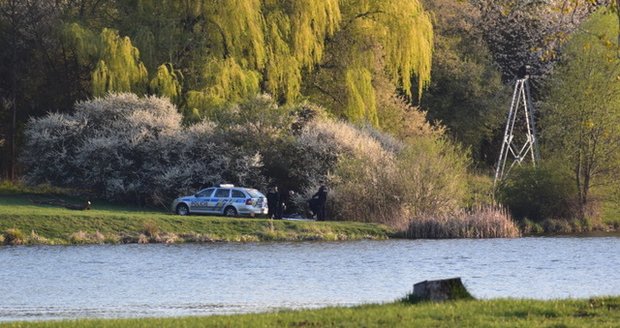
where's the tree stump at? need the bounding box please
[412,277,473,301]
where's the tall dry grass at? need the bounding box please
[68,230,105,244]
[404,205,521,238]
[3,228,25,245]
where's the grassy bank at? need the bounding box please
[0,194,393,245]
[1,297,618,327]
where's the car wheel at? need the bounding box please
[224,206,237,217]
[176,203,190,216]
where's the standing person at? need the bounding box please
[275,189,285,220]
[313,183,328,221]
[266,186,280,219]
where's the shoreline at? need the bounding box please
[3,217,617,246]
[0,214,394,246]
[1,194,617,246]
[0,194,394,245]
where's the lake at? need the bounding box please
[1,237,618,321]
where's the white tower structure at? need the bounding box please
[494,66,539,185]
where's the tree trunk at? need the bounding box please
[411,277,473,302]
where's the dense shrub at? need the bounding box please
[212,95,319,193]
[295,119,394,188]
[155,120,266,204]
[21,93,265,205]
[497,165,577,222]
[292,118,470,226]
[465,173,495,208]
[395,137,469,218]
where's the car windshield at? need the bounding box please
[246,189,263,198]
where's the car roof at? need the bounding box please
[199,186,254,192]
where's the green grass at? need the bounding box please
[0,194,394,245]
[1,297,618,327]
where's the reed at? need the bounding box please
[28,230,49,244]
[405,205,521,238]
[69,230,105,244]
[3,228,25,245]
[142,221,160,238]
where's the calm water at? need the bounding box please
[1,237,619,321]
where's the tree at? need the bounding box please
[0,0,76,180]
[2,0,435,182]
[149,63,182,103]
[114,0,343,119]
[303,0,433,126]
[473,0,595,82]
[119,0,433,126]
[541,10,620,219]
[417,0,508,165]
[64,24,149,97]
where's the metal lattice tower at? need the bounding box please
[494,71,540,185]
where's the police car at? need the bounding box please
[171,184,268,217]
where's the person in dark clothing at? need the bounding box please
[308,197,319,219]
[266,186,280,219]
[312,184,328,221]
[275,194,285,220]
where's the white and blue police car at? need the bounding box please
[171,184,268,217]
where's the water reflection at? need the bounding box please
[0,237,618,321]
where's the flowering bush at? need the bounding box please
[22,93,264,205]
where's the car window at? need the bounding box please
[246,189,263,198]
[196,188,214,197]
[231,190,245,198]
[214,188,230,198]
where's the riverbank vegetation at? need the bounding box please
[1,1,618,237]
[18,93,522,239]
[0,193,393,246]
[2,297,618,327]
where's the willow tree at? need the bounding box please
[67,0,431,125]
[186,58,262,118]
[116,0,341,119]
[304,0,433,126]
[185,0,268,116]
[65,24,148,97]
[185,0,341,119]
[149,63,182,103]
[261,0,341,102]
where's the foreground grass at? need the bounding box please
[0,194,393,245]
[2,297,619,327]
